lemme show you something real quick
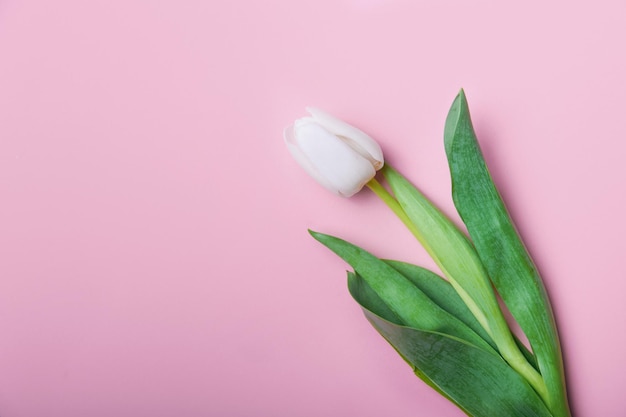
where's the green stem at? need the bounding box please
[366,176,549,403]
[366,178,424,241]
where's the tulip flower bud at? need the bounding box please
[284,107,384,197]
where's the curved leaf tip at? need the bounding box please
[444,89,469,156]
[308,229,325,241]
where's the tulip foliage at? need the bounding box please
[308,91,570,417]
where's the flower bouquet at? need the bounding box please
[284,90,571,417]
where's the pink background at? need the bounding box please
[1,0,624,416]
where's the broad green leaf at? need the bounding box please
[362,310,554,417]
[382,166,502,338]
[444,90,570,417]
[349,271,550,416]
[383,260,495,350]
[310,230,496,354]
[387,260,537,369]
[382,165,545,398]
[347,271,470,415]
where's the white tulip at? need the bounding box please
[284,107,384,197]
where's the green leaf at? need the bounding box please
[347,271,471,414]
[444,89,570,417]
[382,260,495,350]
[347,270,402,324]
[361,309,554,417]
[382,165,501,339]
[386,260,537,369]
[382,165,546,398]
[310,230,496,354]
[348,271,551,417]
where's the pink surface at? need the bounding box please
[0,1,625,416]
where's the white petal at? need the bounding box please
[293,122,376,197]
[284,123,339,194]
[306,107,384,170]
